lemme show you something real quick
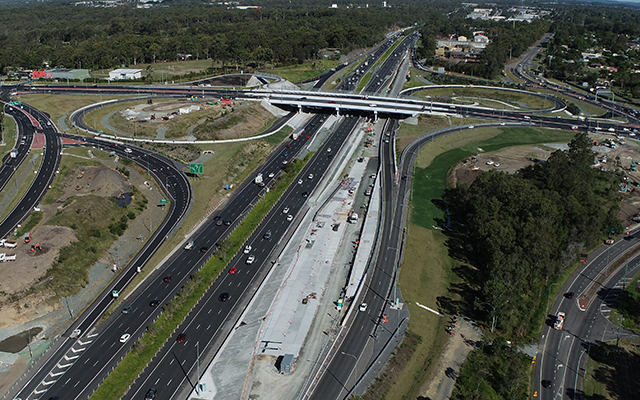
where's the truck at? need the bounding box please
[255,173,264,185]
[553,311,565,330]
[291,127,304,140]
[2,240,17,249]
[184,240,194,250]
[0,254,16,262]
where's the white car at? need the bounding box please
[327,148,331,152]
[283,207,290,214]
[287,214,293,222]
[468,125,475,129]
[308,174,314,179]
[268,172,275,178]
[494,163,500,167]
[298,179,303,185]
[124,148,132,154]
[359,303,367,312]
[486,160,494,165]
[246,255,255,264]
[120,333,131,343]
[244,245,252,254]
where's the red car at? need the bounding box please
[305,135,310,139]
[177,333,187,343]
[229,267,237,274]
[163,276,173,282]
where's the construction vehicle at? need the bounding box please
[24,233,32,244]
[0,253,16,262]
[1,240,17,248]
[553,311,565,330]
[30,242,42,252]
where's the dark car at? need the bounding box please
[541,380,552,389]
[122,306,132,314]
[224,219,232,226]
[163,275,173,282]
[213,215,221,221]
[564,292,574,299]
[177,333,187,343]
[47,397,59,400]
[401,175,408,180]
[302,191,309,198]
[219,292,230,302]
[263,230,272,240]
[145,388,157,400]
[150,299,160,307]
[200,246,209,252]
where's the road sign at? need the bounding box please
[160,199,168,204]
[190,163,203,174]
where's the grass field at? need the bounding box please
[15,94,126,132]
[0,117,16,160]
[582,339,640,399]
[411,126,575,230]
[402,67,431,90]
[411,87,553,110]
[268,59,341,83]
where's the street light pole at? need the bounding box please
[196,341,201,394]
[341,351,358,396]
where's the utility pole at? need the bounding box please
[196,341,201,394]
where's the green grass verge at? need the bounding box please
[0,152,43,222]
[411,87,553,110]
[1,117,17,159]
[267,60,340,83]
[90,153,312,400]
[411,126,575,230]
[402,67,432,90]
[16,212,43,237]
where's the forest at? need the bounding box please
[445,132,622,339]
[0,1,448,74]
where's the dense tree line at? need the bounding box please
[0,2,452,74]
[446,132,622,339]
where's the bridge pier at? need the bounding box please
[373,110,378,123]
[335,107,340,116]
[298,104,302,113]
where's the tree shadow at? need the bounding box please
[581,340,640,400]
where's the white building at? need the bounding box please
[108,68,143,81]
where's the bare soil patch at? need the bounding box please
[58,165,130,201]
[193,102,274,140]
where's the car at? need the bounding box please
[229,266,237,274]
[112,290,120,298]
[365,189,372,196]
[144,388,157,400]
[47,397,59,400]
[541,380,552,389]
[109,144,116,148]
[213,215,222,221]
[200,246,209,252]
[287,214,293,222]
[244,245,252,254]
[246,255,256,264]
[564,292,574,299]
[264,230,272,240]
[486,160,494,165]
[298,179,303,185]
[216,220,223,226]
[122,306,132,314]
[401,175,407,180]
[327,148,331,152]
[176,333,187,343]
[305,135,310,139]
[282,160,288,165]
[283,152,288,157]
[308,174,314,179]
[268,172,275,178]
[359,303,367,312]
[283,207,290,214]
[224,219,232,226]
[163,275,173,282]
[150,299,160,307]
[124,148,132,153]
[327,154,333,159]
[219,292,230,302]
[499,122,506,126]
[494,163,500,167]
[605,239,615,245]
[553,312,565,330]
[119,333,131,343]
[302,191,309,198]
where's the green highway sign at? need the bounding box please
[160,199,168,204]
[190,163,203,174]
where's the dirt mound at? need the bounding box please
[193,102,274,140]
[60,165,130,201]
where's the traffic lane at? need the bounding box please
[126,118,359,399]
[39,112,331,399]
